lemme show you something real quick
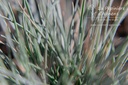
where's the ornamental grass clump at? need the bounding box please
[0,0,128,85]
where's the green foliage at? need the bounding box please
[0,0,128,85]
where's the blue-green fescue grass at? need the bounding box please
[0,0,128,85]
